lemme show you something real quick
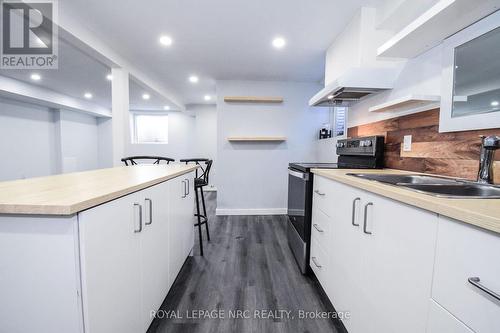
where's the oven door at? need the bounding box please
[287,168,309,240]
[287,168,312,274]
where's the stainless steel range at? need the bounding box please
[287,136,385,274]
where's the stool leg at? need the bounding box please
[195,185,204,256]
[200,187,210,241]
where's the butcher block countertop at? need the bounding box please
[312,168,500,234]
[0,164,198,216]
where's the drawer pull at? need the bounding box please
[352,197,360,226]
[313,224,324,233]
[314,190,325,196]
[145,198,152,225]
[311,256,322,268]
[363,202,373,235]
[468,277,500,301]
[133,203,142,233]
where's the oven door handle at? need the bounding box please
[288,169,309,180]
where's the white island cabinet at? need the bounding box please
[0,165,196,333]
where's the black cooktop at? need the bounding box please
[289,162,338,173]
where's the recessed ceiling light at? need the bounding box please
[491,101,499,107]
[159,35,173,46]
[163,105,170,110]
[204,95,212,101]
[272,37,286,49]
[84,92,93,99]
[106,74,113,81]
[189,75,199,83]
[142,93,150,100]
[30,73,41,81]
[327,95,334,100]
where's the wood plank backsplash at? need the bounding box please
[347,109,500,183]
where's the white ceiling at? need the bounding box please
[60,0,371,106]
[0,38,113,109]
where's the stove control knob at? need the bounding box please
[360,141,366,147]
[364,140,372,147]
[336,142,345,148]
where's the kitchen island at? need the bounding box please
[0,164,198,333]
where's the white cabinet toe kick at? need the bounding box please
[310,174,500,333]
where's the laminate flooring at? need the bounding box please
[147,191,345,333]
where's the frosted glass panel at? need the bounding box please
[452,26,500,118]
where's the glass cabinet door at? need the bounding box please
[452,26,500,118]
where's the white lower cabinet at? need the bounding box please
[79,191,143,333]
[168,174,195,284]
[431,216,500,333]
[79,173,195,333]
[426,300,474,333]
[312,175,438,333]
[140,183,171,329]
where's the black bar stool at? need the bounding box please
[179,158,213,256]
[121,156,175,165]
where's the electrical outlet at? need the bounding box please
[403,135,412,152]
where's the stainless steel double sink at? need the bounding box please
[347,173,500,199]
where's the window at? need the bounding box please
[133,114,169,144]
[334,107,347,138]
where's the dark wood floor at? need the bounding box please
[148,191,343,333]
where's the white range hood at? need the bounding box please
[309,67,400,107]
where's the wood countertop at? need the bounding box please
[312,168,500,234]
[0,164,198,216]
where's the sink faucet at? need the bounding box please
[477,135,500,184]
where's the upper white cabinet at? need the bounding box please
[440,10,500,132]
[324,7,398,86]
[377,0,500,59]
[312,176,438,333]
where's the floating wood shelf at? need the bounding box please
[377,0,499,58]
[369,94,440,113]
[227,136,287,142]
[223,96,283,103]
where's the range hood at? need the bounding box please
[309,67,400,107]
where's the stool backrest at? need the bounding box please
[121,156,175,166]
[180,158,212,183]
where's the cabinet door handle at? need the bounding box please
[181,180,186,198]
[134,203,142,233]
[185,178,190,195]
[363,202,373,235]
[311,257,322,268]
[314,190,325,196]
[313,224,324,233]
[468,277,500,301]
[352,197,361,226]
[145,198,152,225]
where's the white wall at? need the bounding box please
[0,99,58,181]
[347,43,443,127]
[216,80,329,215]
[189,104,217,189]
[125,111,196,162]
[57,111,100,173]
[0,98,103,181]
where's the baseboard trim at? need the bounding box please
[216,208,287,216]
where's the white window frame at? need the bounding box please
[131,112,169,144]
[440,10,500,133]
